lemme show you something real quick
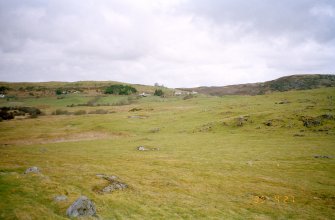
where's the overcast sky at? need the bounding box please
[0,0,334,87]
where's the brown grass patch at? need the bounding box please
[3,132,124,145]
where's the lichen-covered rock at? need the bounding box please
[102,181,128,193]
[96,174,128,193]
[66,196,96,218]
[24,166,40,174]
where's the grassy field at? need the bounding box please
[0,88,334,219]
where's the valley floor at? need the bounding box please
[0,88,334,219]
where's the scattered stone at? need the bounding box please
[24,166,40,174]
[137,146,147,151]
[66,196,96,218]
[96,174,128,193]
[54,195,68,202]
[314,155,332,159]
[102,181,128,193]
[247,161,253,166]
[137,146,159,151]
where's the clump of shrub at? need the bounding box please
[0,106,42,120]
[74,110,86,115]
[55,88,63,95]
[154,89,164,96]
[0,86,10,94]
[88,109,108,114]
[129,108,142,112]
[0,108,14,120]
[300,114,334,128]
[105,84,137,95]
[52,109,70,115]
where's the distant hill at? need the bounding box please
[1,74,334,97]
[0,81,171,97]
[180,74,335,96]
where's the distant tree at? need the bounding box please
[0,86,10,94]
[154,89,164,96]
[154,83,165,88]
[55,88,62,95]
[104,84,137,95]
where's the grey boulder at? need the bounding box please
[66,196,96,218]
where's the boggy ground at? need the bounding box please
[0,88,334,219]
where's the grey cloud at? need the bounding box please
[181,0,335,42]
[0,0,334,87]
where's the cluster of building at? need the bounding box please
[138,90,198,97]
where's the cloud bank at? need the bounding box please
[0,0,334,87]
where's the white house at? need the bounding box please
[174,91,182,96]
[139,92,150,97]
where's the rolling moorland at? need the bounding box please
[0,75,334,219]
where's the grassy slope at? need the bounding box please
[0,88,334,219]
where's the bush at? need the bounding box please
[52,109,70,115]
[0,109,14,120]
[154,89,164,96]
[0,106,42,120]
[18,107,42,115]
[55,88,63,95]
[0,86,10,94]
[74,110,86,115]
[105,85,137,95]
[88,109,108,114]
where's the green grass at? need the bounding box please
[0,88,334,219]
